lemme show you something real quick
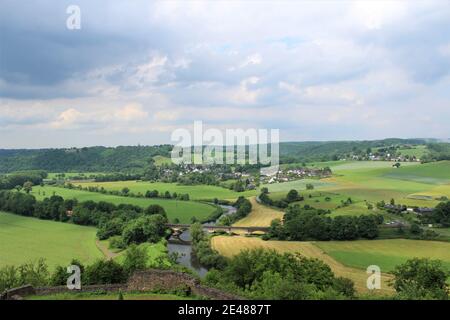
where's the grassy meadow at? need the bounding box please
[0,211,103,269]
[319,161,450,208]
[73,180,258,200]
[29,185,216,223]
[316,239,450,272]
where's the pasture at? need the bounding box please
[316,239,450,272]
[320,161,450,207]
[382,161,450,185]
[397,145,429,159]
[29,186,216,223]
[73,180,258,200]
[211,236,393,294]
[0,211,103,269]
[262,179,334,193]
[152,155,172,166]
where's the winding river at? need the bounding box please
[167,205,236,277]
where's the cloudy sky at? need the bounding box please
[1,0,450,148]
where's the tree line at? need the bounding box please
[0,190,170,250]
[0,171,46,190]
[266,204,382,241]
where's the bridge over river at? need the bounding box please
[166,223,269,235]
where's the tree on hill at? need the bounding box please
[431,201,450,227]
[122,214,168,245]
[121,187,130,196]
[286,189,301,203]
[23,181,33,194]
[391,258,449,300]
[144,204,166,218]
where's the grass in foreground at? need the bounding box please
[27,292,195,300]
[0,211,103,269]
[315,239,450,272]
[30,185,215,223]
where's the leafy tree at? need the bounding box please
[97,218,125,240]
[357,215,379,239]
[431,201,450,226]
[23,181,33,194]
[306,183,314,190]
[122,244,148,275]
[122,214,168,245]
[410,223,422,235]
[286,189,300,203]
[144,204,166,218]
[391,258,448,300]
[84,260,126,285]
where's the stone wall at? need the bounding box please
[1,270,242,300]
[126,270,242,300]
[0,285,35,300]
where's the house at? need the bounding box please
[415,207,434,215]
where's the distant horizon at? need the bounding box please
[0,137,448,151]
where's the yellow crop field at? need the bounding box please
[211,236,394,295]
[232,197,284,227]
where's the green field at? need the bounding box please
[152,155,172,166]
[265,161,450,220]
[382,161,450,185]
[262,179,334,193]
[397,145,429,159]
[320,161,450,207]
[73,180,258,200]
[316,239,450,272]
[0,211,103,269]
[30,186,216,223]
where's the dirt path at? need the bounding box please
[96,240,119,260]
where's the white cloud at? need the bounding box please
[1,0,450,147]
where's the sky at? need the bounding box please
[1,0,450,148]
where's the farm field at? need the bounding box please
[211,236,393,294]
[152,155,172,166]
[73,180,258,200]
[397,145,429,158]
[320,161,450,207]
[262,179,334,193]
[29,186,216,223]
[232,197,284,227]
[316,239,450,272]
[0,211,103,269]
[382,161,450,185]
